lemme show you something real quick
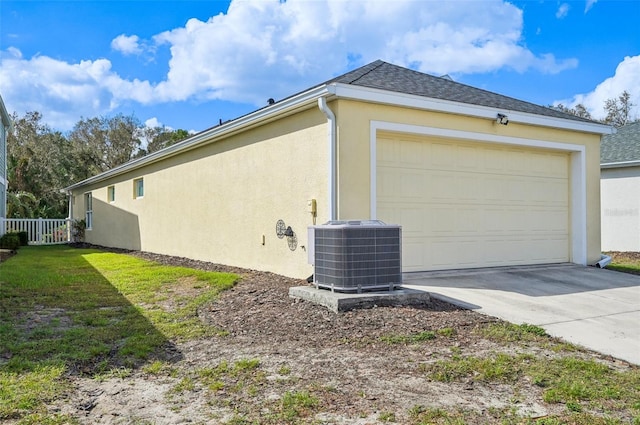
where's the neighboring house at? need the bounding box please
[601,121,640,251]
[65,60,611,278]
[0,94,11,224]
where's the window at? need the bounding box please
[85,192,93,229]
[107,186,115,203]
[134,178,144,198]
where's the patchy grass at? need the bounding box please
[606,252,640,275]
[0,245,238,421]
[425,352,640,418]
[478,322,548,342]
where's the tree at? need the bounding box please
[141,127,190,155]
[603,91,635,127]
[68,114,143,180]
[7,111,71,218]
[6,191,38,218]
[552,103,592,120]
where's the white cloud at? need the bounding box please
[555,55,640,121]
[0,47,154,129]
[0,0,580,129]
[111,34,143,55]
[144,117,164,129]
[556,3,570,19]
[150,0,577,104]
[585,0,598,13]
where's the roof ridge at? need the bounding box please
[342,60,386,84]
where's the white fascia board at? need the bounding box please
[330,83,614,135]
[64,85,330,191]
[601,160,640,169]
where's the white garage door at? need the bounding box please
[377,133,570,272]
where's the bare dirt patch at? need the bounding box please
[13,249,637,424]
[0,248,16,263]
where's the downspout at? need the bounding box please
[66,190,73,242]
[66,190,73,221]
[595,254,612,268]
[318,97,337,221]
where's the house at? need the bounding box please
[64,60,611,278]
[601,121,640,252]
[0,94,11,223]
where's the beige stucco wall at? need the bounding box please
[332,99,603,265]
[72,107,329,278]
[70,97,604,277]
[601,166,640,251]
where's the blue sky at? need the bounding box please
[1,0,638,134]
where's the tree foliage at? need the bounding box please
[603,91,635,127]
[7,112,72,218]
[553,103,592,120]
[6,112,188,218]
[142,127,189,155]
[554,90,638,127]
[68,114,143,180]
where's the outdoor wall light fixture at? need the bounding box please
[496,113,509,125]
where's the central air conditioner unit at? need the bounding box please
[308,220,402,293]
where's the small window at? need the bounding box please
[107,186,115,203]
[134,178,144,198]
[85,192,93,229]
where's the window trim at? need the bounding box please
[107,185,115,203]
[84,192,93,230]
[133,178,144,199]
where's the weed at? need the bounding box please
[172,377,195,393]
[278,390,319,421]
[142,360,175,376]
[427,352,531,383]
[93,367,132,382]
[408,406,466,424]
[12,413,79,424]
[233,358,260,374]
[479,322,547,342]
[436,327,456,337]
[278,365,291,375]
[378,411,396,422]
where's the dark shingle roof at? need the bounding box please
[601,121,640,164]
[325,60,593,123]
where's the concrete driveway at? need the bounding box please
[402,264,640,365]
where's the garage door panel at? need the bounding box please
[403,240,428,270]
[457,145,481,170]
[377,135,570,271]
[432,143,456,168]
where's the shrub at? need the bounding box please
[0,233,20,250]
[71,219,86,242]
[16,231,29,246]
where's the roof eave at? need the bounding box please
[330,83,614,135]
[0,94,13,131]
[64,85,331,191]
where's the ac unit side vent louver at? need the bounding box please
[311,220,401,293]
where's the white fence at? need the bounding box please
[1,218,71,245]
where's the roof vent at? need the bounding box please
[439,74,453,81]
[267,98,275,105]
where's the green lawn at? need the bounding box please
[0,245,238,421]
